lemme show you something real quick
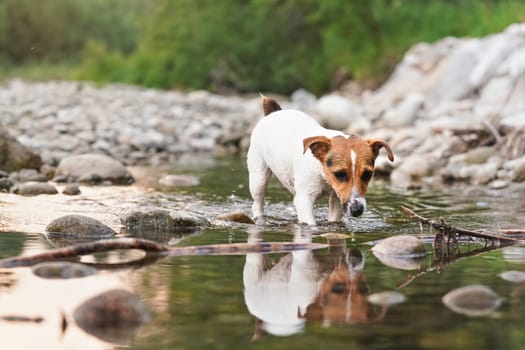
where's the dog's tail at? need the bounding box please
[260,93,282,116]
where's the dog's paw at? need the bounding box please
[254,216,265,226]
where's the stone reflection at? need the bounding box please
[243,228,384,339]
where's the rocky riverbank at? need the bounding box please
[1,22,525,194]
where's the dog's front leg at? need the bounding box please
[293,192,316,225]
[328,191,343,222]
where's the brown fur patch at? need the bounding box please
[261,94,282,116]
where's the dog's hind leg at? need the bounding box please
[248,157,272,225]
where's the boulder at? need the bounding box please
[55,153,134,185]
[314,94,358,130]
[0,127,42,172]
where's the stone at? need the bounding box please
[499,270,525,283]
[121,209,209,233]
[9,168,48,182]
[0,178,14,192]
[32,261,97,279]
[290,88,317,111]
[62,183,81,195]
[442,285,502,317]
[314,94,357,130]
[73,289,150,344]
[13,182,58,196]
[382,93,425,127]
[55,153,134,185]
[158,174,200,187]
[504,156,525,182]
[46,215,116,237]
[0,127,42,172]
[368,291,406,306]
[216,211,255,224]
[371,235,427,257]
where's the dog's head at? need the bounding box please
[303,135,394,217]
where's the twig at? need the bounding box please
[0,238,327,268]
[399,205,519,243]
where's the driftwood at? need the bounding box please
[0,238,327,268]
[400,205,525,244]
[398,205,525,288]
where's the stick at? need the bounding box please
[0,238,327,268]
[399,205,519,243]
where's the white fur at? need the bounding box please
[247,109,344,225]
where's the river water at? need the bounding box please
[1,156,525,349]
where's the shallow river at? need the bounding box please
[1,156,525,350]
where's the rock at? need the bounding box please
[32,261,97,279]
[488,179,509,190]
[73,289,150,344]
[46,215,116,237]
[290,88,317,111]
[62,183,81,195]
[13,181,58,196]
[382,93,425,127]
[216,211,255,224]
[9,168,48,182]
[314,94,358,130]
[121,209,209,234]
[368,291,406,306]
[371,235,427,257]
[373,251,425,271]
[504,156,525,182]
[158,174,200,187]
[40,164,56,179]
[499,270,525,283]
[442,285,502,317]
[0,127,42,172]
[121,210,176,232]
[55,153,134,185]
[0,178,14,192]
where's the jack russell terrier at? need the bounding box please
[247,96,394,225]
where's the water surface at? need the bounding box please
[1,156,525,350]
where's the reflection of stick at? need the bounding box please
[0,315,43,323]
[400,205,520,243]
[0,238,327,268]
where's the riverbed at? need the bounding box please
[1,155,525,349]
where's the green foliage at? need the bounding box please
[3,0,525,93]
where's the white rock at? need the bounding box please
[314,94,358,130]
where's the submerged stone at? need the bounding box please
[121,209,209,235]
[46,215,116,237]
[32,261,97,279]
[442,284,502,317]
[74,289,150,344]
[499,270,525,283]
[216,211,255,224]
[158,174,200,187]
[368,291,406,306]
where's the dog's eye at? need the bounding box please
[361,170,373,182]
[333,170,348,182]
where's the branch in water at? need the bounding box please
[0,238,327,268]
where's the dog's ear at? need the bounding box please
[367,138,394,162]
[303,136,331,161]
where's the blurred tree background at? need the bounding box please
[1,0,524,94]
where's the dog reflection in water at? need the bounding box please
[243,229,383,339]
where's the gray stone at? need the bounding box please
[382,93,424,127]
[442,285,502,317]
[46,215,116,237]
[371,235,427,257]
[0,127,42,172]
[314,94,357,130]
[13,181,58,196]
[121,209,209,233]
[9,168,48,182]
[62,183,81,195]
[504,156,525,182]
[0,178,14,192]
[56,153,134,185]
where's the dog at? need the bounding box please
[247,96,394,225]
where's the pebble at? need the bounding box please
[13,182,58,196]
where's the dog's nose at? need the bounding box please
[349,201,364,217]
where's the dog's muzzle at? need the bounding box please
[344,192,367,217]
